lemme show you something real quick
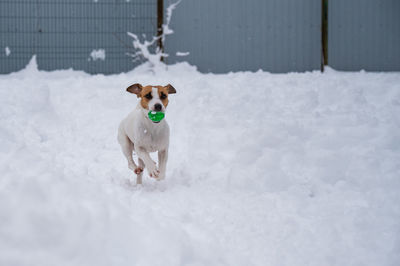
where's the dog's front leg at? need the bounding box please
[136,147,160,178]
[158,149,168,180]
[136,158,145,184]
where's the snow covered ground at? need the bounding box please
[0,58,399,266]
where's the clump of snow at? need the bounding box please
[163,0,182,36]
[176,51,189,56]
[5,46,11,56]
[127,0,181,70]
[0,59,399,266]
[127,32,164,69]
[89,49,106,61]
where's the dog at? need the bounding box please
[118,83,176,184]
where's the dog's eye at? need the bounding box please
[145,93,152,100]
[160,92,167,100]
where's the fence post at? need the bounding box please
[157,0,164,62]
[321,0,328,71]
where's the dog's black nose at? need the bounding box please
[154,103,162,111]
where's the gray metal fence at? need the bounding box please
[164,0,322,73]
[328,0,400,71]
[0,0,157,74]
[1,0,400,74]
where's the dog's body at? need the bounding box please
[118,83,176,184]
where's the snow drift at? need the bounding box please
[0,59,399,266]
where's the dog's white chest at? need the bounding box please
[134,123,169,153]
[141,129,160,152]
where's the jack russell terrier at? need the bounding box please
[118,83,176,184]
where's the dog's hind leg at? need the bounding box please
[117,130,138,172]
[157,149,168,180]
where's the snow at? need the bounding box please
[127,0,180,67]
[0,58,399,266]
[163,0,182,36]
[5,46,11,56]
[89,49,106,61]
[176,51,190,57]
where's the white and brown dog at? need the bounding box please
[118,83,176,184]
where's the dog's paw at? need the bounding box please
[157,171,165,180]
[147,164,160,178]
[134,167,143,175]
[149,169,160,178]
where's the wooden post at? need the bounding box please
[321,0,328,71]
[157,0,164,62]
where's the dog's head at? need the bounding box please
[126,83,176,113]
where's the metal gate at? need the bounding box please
[164,0,322,73]
[0,0,158,74]
[328,0,400,71]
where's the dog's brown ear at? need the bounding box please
[165,84,176,94]
[126,83,143,97]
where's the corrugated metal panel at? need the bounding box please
[328,0,400,71]
[164,0,321,73]
[0,0,157,74]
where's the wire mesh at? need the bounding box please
[0,0,158,74]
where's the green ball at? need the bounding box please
[148,111,165,122]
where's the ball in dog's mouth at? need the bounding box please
[148,111,165,123]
